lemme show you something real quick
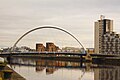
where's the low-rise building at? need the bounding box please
[86,48,94,54]
[61,47,81,52]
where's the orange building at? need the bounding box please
[36,43,45,52]
[46,42,59,52]
[36,42,59,52]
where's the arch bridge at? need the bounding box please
[12,26,86,53]
[9,26,92,61]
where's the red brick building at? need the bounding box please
[36,42,59,52]
[46,42,59,52]
[36,43,45,52]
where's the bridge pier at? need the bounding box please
[80,55,83,62]
[85,53,92,61]
[80,55,83,67]
[6,53,13,64]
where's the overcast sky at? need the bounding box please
[0,0,120,48]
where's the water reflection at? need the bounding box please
[9,57,120,80]
[94,66,120,80]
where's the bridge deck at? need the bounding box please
[0,52,119,57]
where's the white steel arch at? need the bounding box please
[12,26,86,53]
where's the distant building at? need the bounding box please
[18,46,29,52]
[46,42,59,52]
[36,43,45,52]
[62,47,80,52]
[1,46,35,53]
[86,48,94,54]
[36,42,60,52]
[18,46,35,52]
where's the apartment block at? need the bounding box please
[36,42,59,52]
[102,32,120,55]
[94,16,120,55]
[94,16,113,54]
[36,43,45,52]
[46,42,59,52]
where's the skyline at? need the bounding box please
[0,0,120,48]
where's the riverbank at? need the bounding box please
[4,66,26,80]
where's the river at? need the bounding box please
[8,57,120,80]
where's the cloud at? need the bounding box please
[0,0,120,48]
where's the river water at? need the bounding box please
[9,57,120,80]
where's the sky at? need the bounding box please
[0,0,120,49]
